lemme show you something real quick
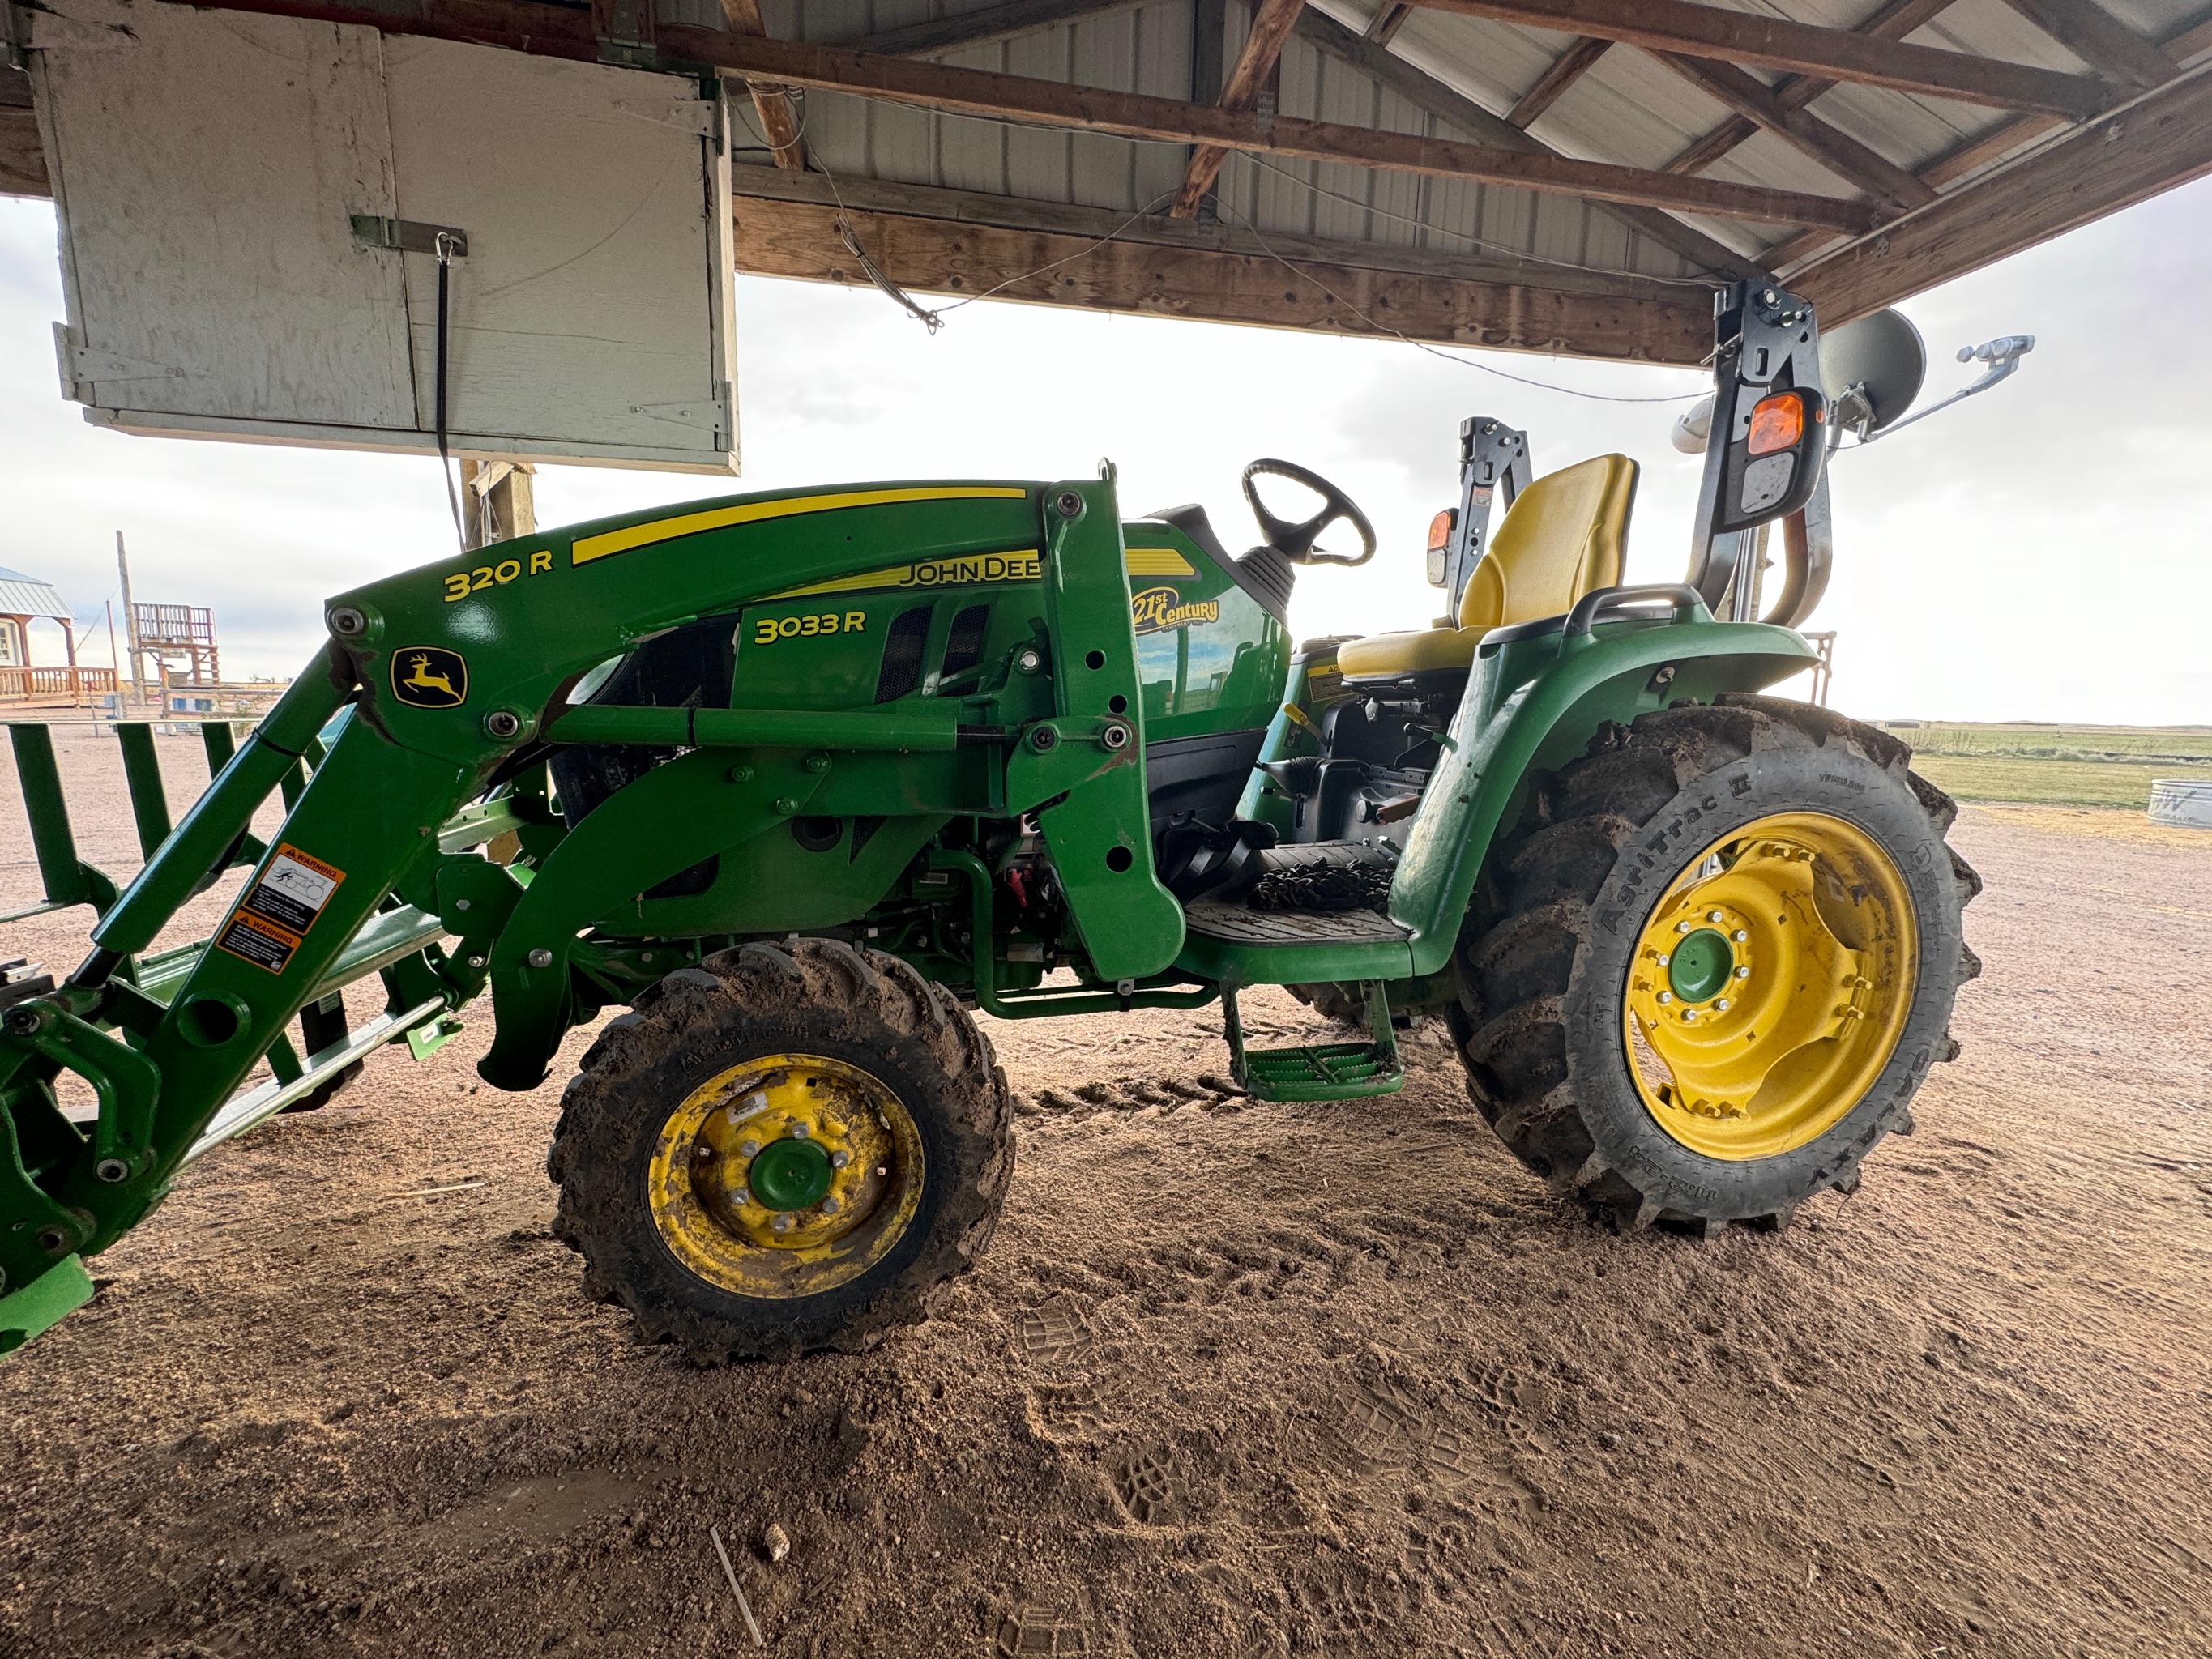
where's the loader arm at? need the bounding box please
[0,476,1172,1344]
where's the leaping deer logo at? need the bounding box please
[402,653,455,697]
[391,646,467,706]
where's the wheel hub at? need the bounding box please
[647,1054,925,1299]
[1622,812,1918,1160]
[1667,928,1735,1004]
[746,1136,833,1211]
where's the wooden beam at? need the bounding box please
[1664,115,1757,177]
[0,109,47,201]
[1999,0,2176,93]
[731,190,1712,360]
[1505,35,1610,126]
[1291,8,1762,277]
[719,0,804,170]
[1402,0,2111,118]
[1659,0,1959,177]
[660,24,1881,228]
[1653,53,1937,210]
[1173,0,1307,219]
[1794,65,2212,322]
[731,162,1706,300]
[842,0,1151,59]
[1772,10,2212,275]
[1365,2,1416,45]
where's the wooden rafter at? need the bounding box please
[1290,9,1761,279]
[1769,11,2212,276]
[659,24,1881,228]
[1505,35,1610,127]
[719,0,804,169]
[842,0,1151,60]
[1998,0,2176,92]
[1172,0,1307,220]
[732,164,1702,303]
[1658,0,1959,181]
[1402,0,2110,118]
[732,188,1711,360]
[1653,54,1937,210]
[1365,2,1416,46]
[1795,59,2212,321]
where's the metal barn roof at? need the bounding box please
[0,567,72,621]
[5,0,2210,364]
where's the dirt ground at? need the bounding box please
[2,729,2209,1659]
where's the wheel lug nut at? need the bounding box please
[1707,910,1725,923]
[1681,1009,1697,1022]
[821,1196,843,1215]
[1734,965,1750,979]
[739,1139,760,1157]
[733,1186,752,1205]
[1656,991,1673,1004]
[788,1123,810,1139]
[1714,998,1730,1012]
[771,1213,794,1234]
[1655,953,1671,966]
[831,1150,850,1168]
[1732,929,1748,942]
[1676,920,1692,934]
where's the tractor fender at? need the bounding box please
[1390,614,1818,978]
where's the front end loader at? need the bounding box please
[0,280,1980,1361]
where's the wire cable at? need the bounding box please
[433,232,468,552]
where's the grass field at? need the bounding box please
[1883,722,2212,809]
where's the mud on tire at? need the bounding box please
[1445,695,1982,1234]
[549,939,1014,1361]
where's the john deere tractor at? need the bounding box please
[0,279,1978,1361]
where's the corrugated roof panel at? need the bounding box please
[0,573,71,620]
[709,0,2195,288]
[757,0,1710,284]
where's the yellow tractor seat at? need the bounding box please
[1335,454,1639,684]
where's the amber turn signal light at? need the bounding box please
[1427,509,1455,552]
[1747,393,1810,457]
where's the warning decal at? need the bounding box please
[241,846,344,935]
[217,845,347,975]
[217,911,300,975]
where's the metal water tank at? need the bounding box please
[2146,778,2212,830]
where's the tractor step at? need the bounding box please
[1223,981,1404,1102]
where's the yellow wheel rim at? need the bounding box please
[1621,812,1917,1161]
[646,1053,925,1300]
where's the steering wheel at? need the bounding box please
[1241,458,1377,567]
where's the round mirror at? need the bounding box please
[1818,308,1927,435]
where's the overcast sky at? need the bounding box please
[4,174,2208,724]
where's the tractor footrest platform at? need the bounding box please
[1237,1040,1404,1102]
[1223,978,1404,1102]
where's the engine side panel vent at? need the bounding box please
[874,606,933,703]
[940,603,992,680]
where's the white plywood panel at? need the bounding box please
[382,38,732,457]
[29,2,737,472]
[31,2,416,428]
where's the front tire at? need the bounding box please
[550,939,1013,1360]
[1447,697,1980,1233]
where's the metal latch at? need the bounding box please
[350,215,469,258]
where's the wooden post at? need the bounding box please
[115,530,144,706]
[460,459,539,550]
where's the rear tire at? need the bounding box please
[1446,696,1980,1233]
[550,939,1013,1360]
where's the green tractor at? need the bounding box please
[0,279,1977,1361]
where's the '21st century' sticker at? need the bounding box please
[216,845,348,975]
